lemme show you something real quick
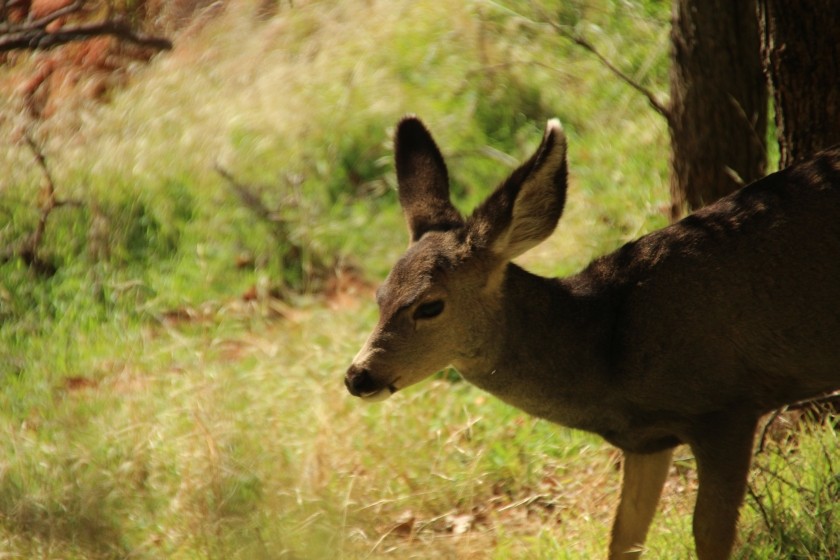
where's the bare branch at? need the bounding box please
[6,134,83,275]
[531,4,671,123]
[215,164,276,224]
[26,0,84,30]
[756,389,840,454]
[756,406,786,454]
[745,483,773,532]
[0,16,172,53]
[23,133,58,258]
[215,163,309,283]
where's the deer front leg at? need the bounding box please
[608,448,674,559]
[690,415,757,560]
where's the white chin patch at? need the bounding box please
[361,389,392,402]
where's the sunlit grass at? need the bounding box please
[0,0,836,558]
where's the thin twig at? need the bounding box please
[531,3,671,123]
[746,483,773,532]
[215,164,276,224]
[787,389,840,414]
[26,0,84,29]
[214,163,304,256]
[757,406,786,454]
[15,133,60,275]
[756,390,840,454]
[817,427,835,481]
[23,133,57,257]
[751,461,808,494]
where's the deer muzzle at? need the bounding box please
[344,363,396,401]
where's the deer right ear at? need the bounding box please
[467,119,568,262]
[395,117,464,242]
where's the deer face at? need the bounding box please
[345,229,501,400]
[345,116,567,401]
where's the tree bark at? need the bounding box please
[668,0,767,220]
[758,0,840,168]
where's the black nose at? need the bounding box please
[345,364,377,396]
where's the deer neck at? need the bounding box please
[453,263,617,429]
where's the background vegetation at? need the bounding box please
[0,1,836,558]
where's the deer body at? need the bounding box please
[345,116,840,559]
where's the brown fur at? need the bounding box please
[346,117,840,559]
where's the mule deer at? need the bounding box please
[344,116,840,559]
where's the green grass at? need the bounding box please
[0,0,836,558]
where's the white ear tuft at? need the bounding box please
[541,119,566,160]
[545,118,563,137]
[467,118,570,262]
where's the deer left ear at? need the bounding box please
[395,116,464,243]
[467,119,568,261]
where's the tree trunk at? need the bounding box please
[758,0,840,168]
[668,0,767,220]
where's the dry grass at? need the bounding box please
[5,1,835,559]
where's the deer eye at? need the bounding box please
[413,300,444,320]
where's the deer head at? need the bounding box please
[345,116,568,401]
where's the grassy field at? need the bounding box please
[1,1,838,558]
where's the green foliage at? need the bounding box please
[1,1,828,559]
[740,420,840,559]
